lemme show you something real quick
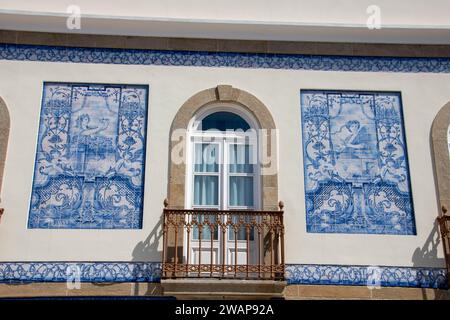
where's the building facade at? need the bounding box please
[0,0,450,299]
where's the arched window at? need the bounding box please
[167,85,278,211]
[185,105,261,266]
[166,85,279,277]
[0,97,10,219]
[187,106,260,210]
[431,101,450,214]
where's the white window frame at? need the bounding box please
[184,103,262,268]
[185,103,261,212]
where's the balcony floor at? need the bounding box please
[161,278,287,300]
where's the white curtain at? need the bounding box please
[194,175,218,206]
[229,176,253,206]
[194,143,219,206]
[229,144,253,173]
[229,144,253,206]
[194,143,218,173]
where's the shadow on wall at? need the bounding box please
[411,220,444,268]
[131,213,164,296]
[410,128,448,299]
[411,222,448,300]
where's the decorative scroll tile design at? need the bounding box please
[286,264,448,289]
[0,44,450,73]
[301,90,415,234]
[0,262,161,283]
[0,262,445,289]
[29,83,149,229]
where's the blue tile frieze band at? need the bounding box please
[0,262,161,283]
[0,262,445,288]
[1,43,450,73]
[285,264,447,289]
[28,83,149,229]
[301,90,415,235]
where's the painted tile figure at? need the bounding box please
[29,83,149,229]
[301,90,415,234]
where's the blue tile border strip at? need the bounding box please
[1,43,450,73]
[0,262,161,283]
[0,262,446,289]
[286,264,448,289]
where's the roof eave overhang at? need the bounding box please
[1,9,450,45]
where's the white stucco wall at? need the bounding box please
[1,0,450,44]
[1,0,449,26]
[0,59,448,268]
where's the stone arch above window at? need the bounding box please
[168,85,278,210]
[431,101,450,213]
[0,97,10,204]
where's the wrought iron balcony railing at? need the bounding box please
[438,205,450,286]
[162,203,285,280]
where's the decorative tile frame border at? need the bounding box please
[0,262,446,289]
[0,44,450,73]
[286,264,448,289]
[0,262,162,283]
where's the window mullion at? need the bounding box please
[222,137,228,211]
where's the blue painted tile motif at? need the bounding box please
[1,44,450,73]
[29,83,149,229]
[285,264,447,289]
[0,262,445,289]
[301,90,415,234]
[0,262,161,283]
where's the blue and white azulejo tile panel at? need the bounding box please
[285,264,447,289]
[0,262,161,283]
[28,83,149,229]
[301,90,416,235]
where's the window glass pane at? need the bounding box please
[228,216,255,241]
[192,214,219,240]
[200,112,250,131]
[194,175,219,206]
[229,144,254,173]
[229,176,254,206]
[194,143,219,172]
